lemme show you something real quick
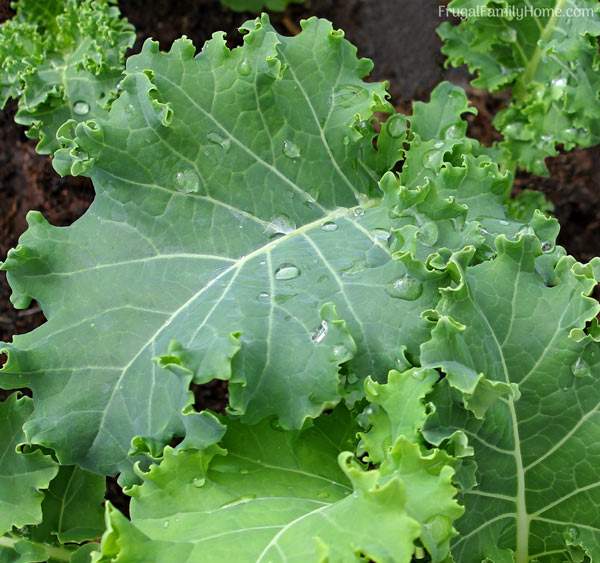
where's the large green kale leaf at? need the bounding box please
[92,368,462,562]
[422,234,600,560]
[0,0,134,155]
[439,0,600,174]
[0,14,536,480]
[1,16,417,477]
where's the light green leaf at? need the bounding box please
[0,395,58,536]
[359,368,439,464]
[0,0,134,154]
[439,0,600,174]
[422,234,600,560]
[93,394,462,563]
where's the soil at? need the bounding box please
[0,0,599,461]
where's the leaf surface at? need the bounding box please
[94,371,462,562]
[0,395,57,536]
[422,235,600,560]
[1,21,499,477]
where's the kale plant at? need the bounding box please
[0,0,135,155]
[1,9,600,563]
[439,0,600,175]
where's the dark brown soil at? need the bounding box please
[1,0,599,416]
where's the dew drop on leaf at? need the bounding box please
[444,125,462,139]
[434,141,444,149]
[541,241,554,253]
[333,345,349,360]
[163,521,170,528]
[417,222,439,246]
[386,114,407,139]
[551,77,567,99]
[571,357,590,379]
[257,292,270,302]
[192,477,206,488]
[274,263,300,281]
[500,28,517,42]
[73,101,90,115]
[175,169,201,193]
[238,58,251,76]
[282,140,301,159]
[266,215,296,238]
[207,132,231,152]
[372,228,391,243]
[311,320,328,344]
[352,207,365,217]
[321,221,338,232]
[386,275,423,301]
[423,150,441,169]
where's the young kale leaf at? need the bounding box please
[94,370,462,562]
[0,0,134,155]
[439,0,600,174]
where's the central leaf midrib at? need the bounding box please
[84,201,387,461]
[468,293,529,560]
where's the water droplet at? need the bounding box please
[163,521,170,528]
[386,275,423,301]
[333,345,349,360]
[386,114,407,138]
[73,101,90,116]
[304,195,316,208]
[444,125,461,140]
[311,320,329,344]
[334,84,369,108]
[417,222,439,246]
[571,357,590,379]
[372,228,390,243]
[175,169,201,193]
[423,150,441,169]
[340,259,367,277]
[240,469,249,475]
[282,140,301,159]
[551,77,567,92]
[238,58,251,76]
[266,215,296,238]
[541,241,554,253]
[500,28,517,42]
[499,220,509,226]
[321,221,338,232]
[434,141,444,149]
[274,263,300,281]
[257,291,270,302]
[207,132,231,152]
[352,207,365,217]
[192,477,206,488]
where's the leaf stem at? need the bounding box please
[516,0,567,98]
